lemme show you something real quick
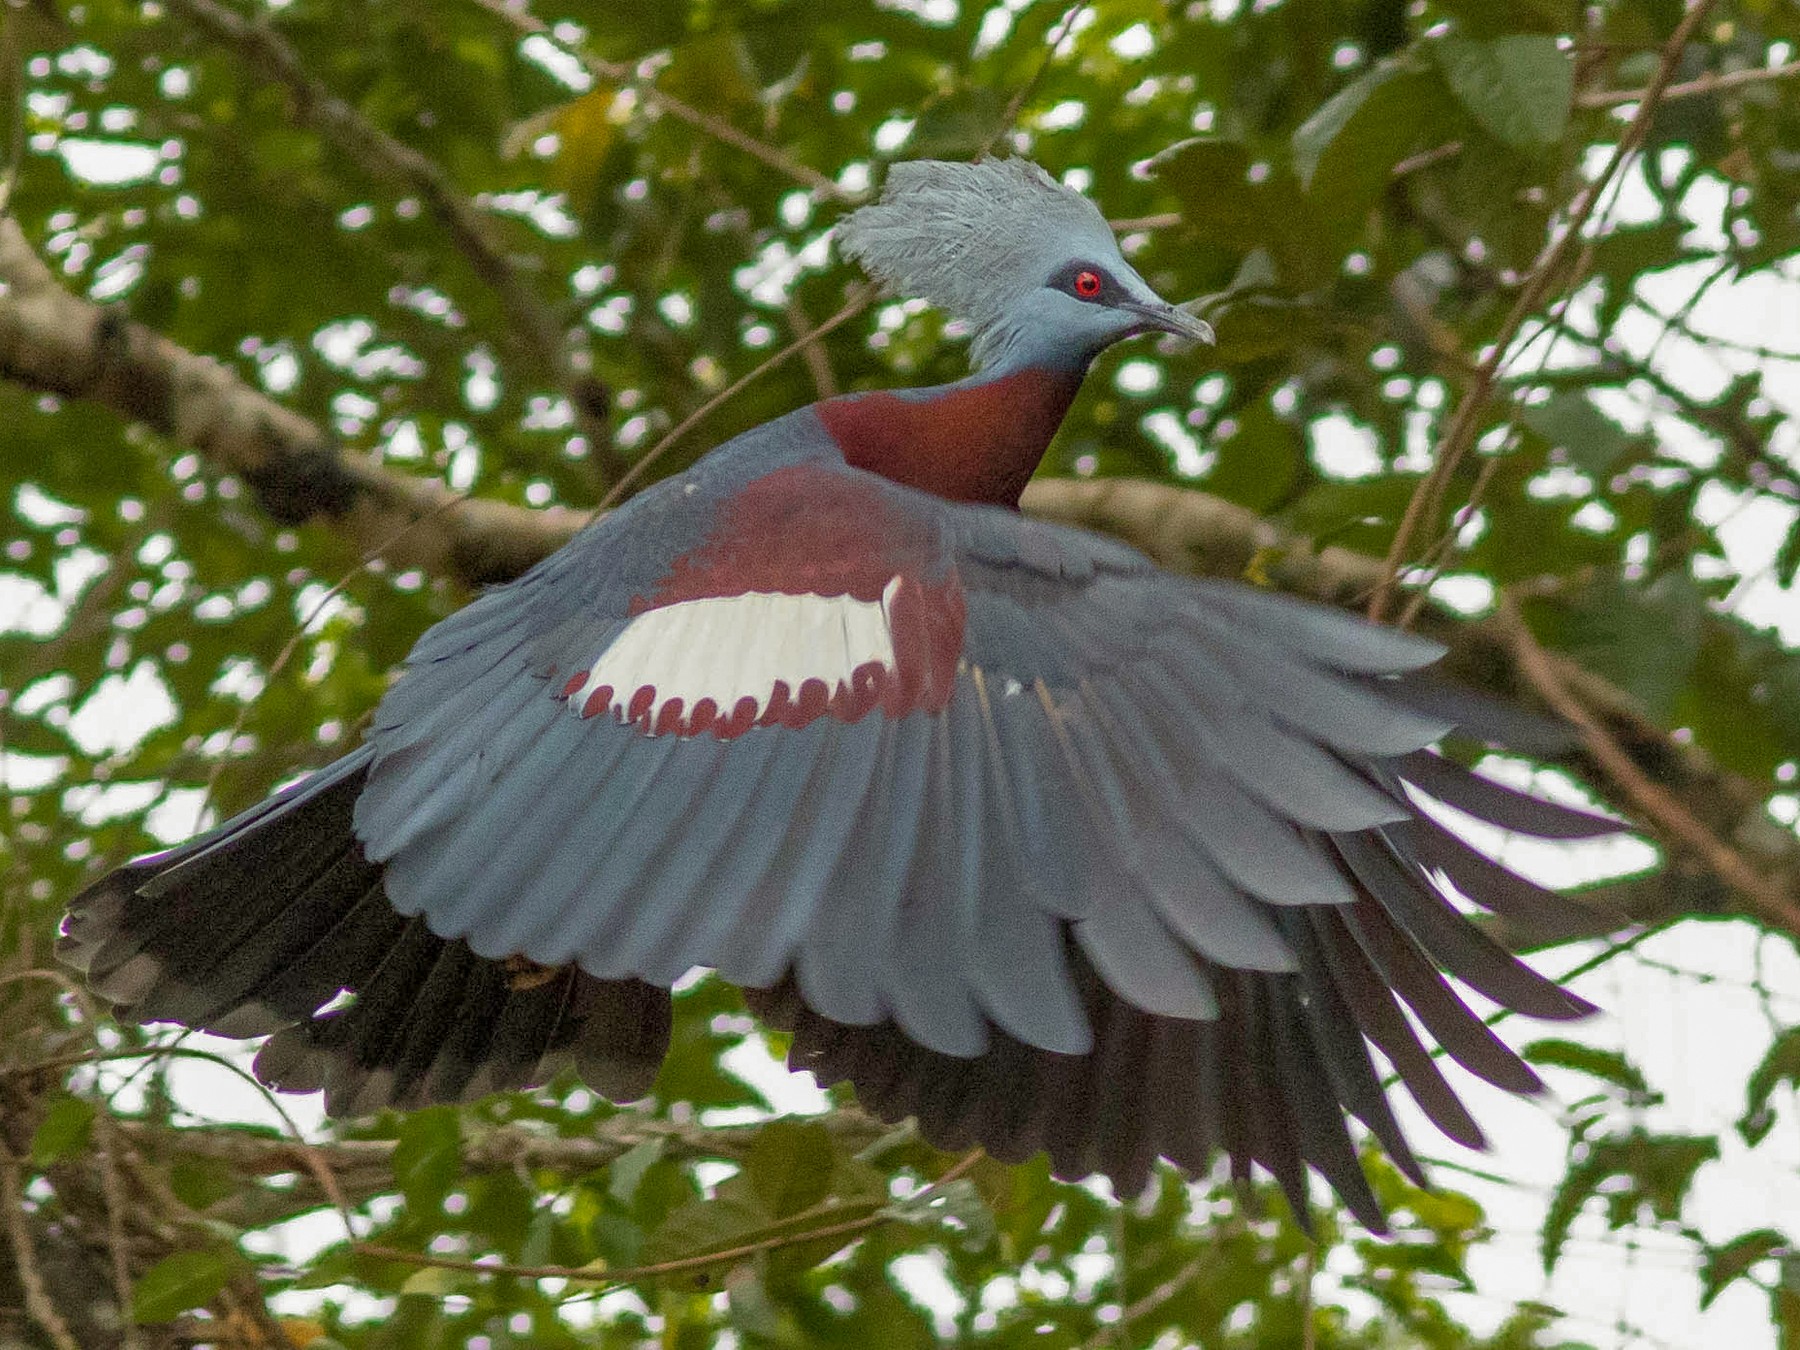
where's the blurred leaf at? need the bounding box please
[608,1136,667,1206]
[1292,58,1413,190]
[883,1176,997,1252]
[392,1106,462,1214]
[1524,1039,1652,1101]
[30,1094,96,1164]
[1541,1132,1718,1272]
[1207,400,1304,512]
[1434,36,1572,149]
[746,1118,835,1218]
[1739,1026,1800,1147]
[912,87,1007,158]
[132,1246,245,1323]
[1526,571,1705,722]
[1520,393,1647,474]
[1701,1228,1789,1308]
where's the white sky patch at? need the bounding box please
[146,787,212,845]
[17,482,87,526]
[1115,358,1161,395]
[464,347,501,411]
[58,139,160,187]
[1110,22,1155,58]
[1142,410,1210,478]
[873,116,916,154]
[1426,573,1495,616]
[1,750,70,791]
[445,424,480,492]
[0,573,55,631]
[708,1036,832,1123]
[66,659,178,757]
[890,1251,967,1337]
[62,778,164,827]
[973,6,1014,58]
[1307,411,1383,479]
[876,0,958,25]
[90,243,148,301]
[735,233,834,307]
[519,34,593,92]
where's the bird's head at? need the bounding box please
[837,157,1213,372]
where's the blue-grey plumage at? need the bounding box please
[57,155,1630,1228]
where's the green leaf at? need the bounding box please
[1523,1039,1653,1101]
[399,1266,464,1298]
[1541,1132,1718,1272]
[30,1095,95,1165]
[131,1246,244,1323]
[608,1137,667,1207]
[745,1118,835,1218]
[1292,60,1407,190]
[911,87,1007,158]
[1149,137,1264,245]
[883,1176,997,1252]
[1432,0,1578,33]
[1739,1027,1800,1147]
[1520,392,1646,474]
[1206,401,1303,514]
[392,1106,462,1214]
[1434,36,1572,149]
[1702,1229,1789,1308]
[1526,571,1705,722]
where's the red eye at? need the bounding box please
[1074,269,1103,298]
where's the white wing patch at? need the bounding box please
[563,578,904,738]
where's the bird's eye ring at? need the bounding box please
[1073,269,1103,299]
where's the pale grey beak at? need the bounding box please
[1125,301,1216,344]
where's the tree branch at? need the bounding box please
[1496,595,1800,933]
[160,0,616,471]
[1578,57,1800,109]
[0,216,577,587]
[115,1111,891,1218]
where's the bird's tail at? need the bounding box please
[58,745,670,1116]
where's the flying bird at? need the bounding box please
[61,158,1621,1228]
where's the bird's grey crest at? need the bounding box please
[838,157,1127,366]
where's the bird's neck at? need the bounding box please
[815,360,1086,508]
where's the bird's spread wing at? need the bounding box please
[335,461,1622,1223]
[63,457,1625,1224]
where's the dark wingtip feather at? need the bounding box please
[1398,751,1627,841]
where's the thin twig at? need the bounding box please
[93,1110,144,1350]
[355,1148,983,1286]
[993,2,1092,151]
[1076,1252,1209,1350]
[1390,140,1464,178]
[1497,594,1800,933]
[0,1154,81,1350]
[1367,0,1721,624]
[594,287,872,513]
[785,296,838,400]
[196,487,472,826]
[471,0,845,199]
[160,0,612,460]
[1107,212,1182,232]
[1579,57,1800,108]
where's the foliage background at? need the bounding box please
[3,0,1800,1345]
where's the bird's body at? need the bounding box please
[61,159,1621,1227]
